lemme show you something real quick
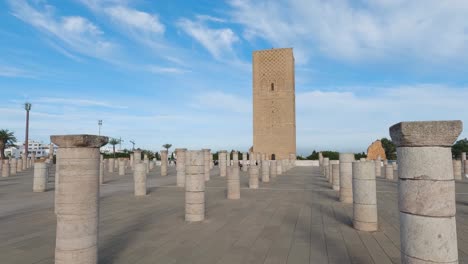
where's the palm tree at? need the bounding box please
[162,144,172,152]
[0,129,17,160]
[109,138,121,157]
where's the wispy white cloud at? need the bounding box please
[191,91,250,113]
[104,6,165,34]
[147,65,190,74]
[0,65,35,78]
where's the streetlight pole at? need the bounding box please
[98,120,102,136]
[24,102,31,158]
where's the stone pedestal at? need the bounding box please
[385,165,394,180]
[202,149,210,181]
[185,150,205,222]
[108,158,114,173]
[323,158,330,179]
[33,162,48,192]
[2,160,10,177]
[261,160,270,182]
[51,134,107,264]
[339,153,354,203]
[133,163,147,196]
[390,120,461,264]
[219,151,227,177]
[352,161,378,231]
[332,164,340,191]
[119,160,125,176]
[227,165,240,199]
[249,165,259,189]
[10,158,17,175]
[270,160,277,179]
[175,148,187,187]
[161,150,168,176]
[453,160,462,180]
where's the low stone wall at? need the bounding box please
[295,160,319,167]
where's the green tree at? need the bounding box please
[0,129,17,160]
[380,137,396,160]
[108,138,121,157]
[452,138,468,159]
[306,150,319,160]
[162,144,172,152]
[321,151,340,160]
[354,152,367,160]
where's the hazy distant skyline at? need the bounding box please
[1,0,468,154]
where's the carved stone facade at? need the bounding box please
[253,48,296,160]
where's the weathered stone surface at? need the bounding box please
[51,134,108,148]
[385,165,394,180]
[352,161,378,232]
[366,140,386,160]
[389,120,462,147]
[161,150,168,177]
[453,160,462,180]
[227,166,240,199]
[185,150,205,222]
[219,151,227,177]
[2,160,10,177]
[249,165,259,189]
[133,163,147,196]
[175,148,187,187]
[33,162,48,192]
[261,160,270,182]
[202,149,211,181]
[339,153,354,203]
[270,160,277,178]
[323,158,330,179]
[332,164,340,191]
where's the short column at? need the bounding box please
[464,160,468,178]
[2,160,10,177]
[453,160,462,180]
[134,150,142,165]
[161,150,168,176]
[277,161,283,175]
[323,158,330,179]
[242,152,248,172]
[352,161,378,231]
[261,160,270,182]
[249,165,259,189]
[374,159,381,177]
[99,157,104,184]
[22,154,27,170]
[390,120,461,264]
[385,164,394,180]
[332,164,340,191]
[133,163,147,196]
[227,166,240,199]
[219,151,227,177]
[17,157,23,172]
[52,134,107,264]
[202,149,211,181]
[33,162,48,192]
[329,160,339,184]
[185,150,205,222]
[270,160,277,179]
[108,158,114,173]
[175,148,187,187]
[119,159,125,176]
[339,153,354,203]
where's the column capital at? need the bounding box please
[390,120,462,147]
[51,135,108,148]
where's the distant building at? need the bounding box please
[4,141,57,158]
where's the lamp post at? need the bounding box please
[24,102,31,158]
[98,120,102,136]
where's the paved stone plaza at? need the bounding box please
[2,165,468,264]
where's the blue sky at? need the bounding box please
[1,0,468,154]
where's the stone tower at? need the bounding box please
[252,48,296,160]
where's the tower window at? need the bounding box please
[271,83,274,91]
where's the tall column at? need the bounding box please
[119,159,125,176]
[175,148,187,187]
[270,160,277,179]
[17,157,23,172]
[2,160,10,177]
[33,162,48,192]
[219,151,227,177]
[256,153,261,163]
[249,165,259,189]
[108,158,114,173]
[133,163,147,196]
[390,120,461,264]
[161,150,168,176]
[242,152,248,172]
[51,134,107,264]
[226,153,230,167]
[10,158,17,176]
[261,160,270,182]
[227,165,240,199]
[332,164,340,191]
[375,159,381,177]
[185,150,205,222]
[352,161,378,232]
[323,158,330,179]
[339,153,354,203]
[453,160,462,180]
[202,149,210,181]
[385,165,394,180]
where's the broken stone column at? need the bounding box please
[10,158,17,176]
[453,160,462,180]
[17,157,23,172]
[202,149,210,181]
[261,160,270,182]
[51,134,107,264]
[227,165,240,199]
[249,165,259,189]
[219,151,227,177]
[33,161,48,192]
[323,158,330,179]
[108,158,114,173]
[390,120,461,264]
[242,152,248,172]
[270,160,277,179]
[375,159,381,177]
[161,150,168,176]
[352,161,378,232]
[332,164,340,191]
[385,164,394,180]
[175,148,187,187]
[2,160,10,177]
[119,159,125,176]
[339,153,354,203]
[277,161,283,175]
[133,163,147,196]
[185,150,205,222]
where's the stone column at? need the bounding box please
[133,163,147,196]
[33,161,48,192]
[390,120,461,264]
[210,154,214,170]
[175,148,187,187]
[17,157,23,172]
[2,160,10,177]
[393,162,399,178]
[219,151,227,177]
[249,152,256,168]
[51,134,107,264]
[375,159,381,177]
[119,159,125,176]
[31,152,36,167]
[319,152,323,169]
[185,150,205,222]
[10,158,17,176]
[227,165,240,199]
[462,152,467,176]
[465,160,468,178]
[108,158,114,173]
[242,152,248,172]
[323,158,330,179]
[385,164,394,180]
[339,153,354,203]
[226,154,230,167]
[277,161,283,175]
[149,159,154,170]
[134,150,142,164]
[329,160,339,184]
[143,158,149,174]
[22,154,27,170]
[453,160,462,180]
[352,161,378,232]
[161,150,168,176]
[233,151,239,166]
[261,160,270,182]
[202,149,210,181]
[249,165,259,189]
[270,160,277,179]
[332,164,340,191]
[130,153,134,169]
[256,153,261,163]
[99,157,104,185]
